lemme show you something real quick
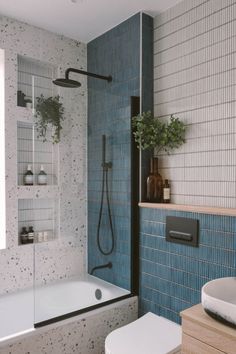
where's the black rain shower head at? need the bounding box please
[52,78,81,88]
[52,68,112,88]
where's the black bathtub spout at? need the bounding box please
[90,262,112,275]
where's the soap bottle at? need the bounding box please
[163,179,171,203]
[38,165,47,185]
[20,227,28,244]
[24,165,34,185]
[27,226,34,243]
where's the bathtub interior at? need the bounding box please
[34,274,130,324]
[0,288,34,340]
[0,274,130,340]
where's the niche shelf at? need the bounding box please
[17,121,59,187]
[17,55,56,108]
[18,198,59,245]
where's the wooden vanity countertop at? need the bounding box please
[181,304,236,340]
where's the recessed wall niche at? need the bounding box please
[18,198,59,245]
[17,55,56,108]
[17,121,58,186]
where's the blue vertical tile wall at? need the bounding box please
[87,13,141,290]
[139,207,236,323]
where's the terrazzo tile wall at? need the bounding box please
[87,13,142,290]
[139,0,236,324]
[0,14,87,295]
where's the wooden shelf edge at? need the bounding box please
[138,202,236,217]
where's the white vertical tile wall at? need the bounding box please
[154,0,236,207]
[18,55,56,103]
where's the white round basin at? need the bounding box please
[201,277,236,327]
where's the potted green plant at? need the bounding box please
[34,94,65,144]
[132,111,186,203]
[132,111,185,153]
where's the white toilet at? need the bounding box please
[105,312,181,354]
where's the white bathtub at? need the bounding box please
[0,274,130,341]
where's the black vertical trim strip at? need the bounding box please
[130,96,140,295]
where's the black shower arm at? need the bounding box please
[65,68,112,82]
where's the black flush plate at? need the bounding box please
[166,216,199,247]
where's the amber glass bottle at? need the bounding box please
[146,158,156,202]
[153,157,163,203]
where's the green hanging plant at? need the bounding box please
[34,95,65,144]
[132,111,186,153]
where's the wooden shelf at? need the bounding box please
[139,202,236,217]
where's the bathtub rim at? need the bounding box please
[35,292,135,327]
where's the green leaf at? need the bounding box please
[132,111,186,153]
[34,94,65,144]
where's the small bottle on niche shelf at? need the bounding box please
[24,165,34,185]
[38,165,47,185]
[20,227,28,244]
[27,226,34,243]
[163,179,171,203]
[37,231,44,243]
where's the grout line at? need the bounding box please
[141,270,202,294]
[154,33,236,69]
[140,257,211,280]
[140,233,235,252]
[154,2,235,43]
[154,0,210,30]
[154,64,236,92]
[154,17,236,56]
[154,97,236,118]
[154,82,236,107]
[141,284,198,306]
[140,243,236,265]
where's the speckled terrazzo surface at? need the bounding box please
[0,297,138,354]
[0,14,87,294]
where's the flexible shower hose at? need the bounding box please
[96,167,115,255]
